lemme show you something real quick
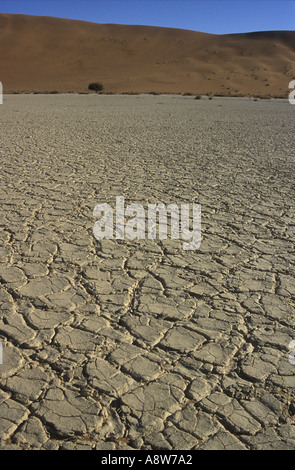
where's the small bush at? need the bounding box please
[195,95,202,100]
[88,82,104,93]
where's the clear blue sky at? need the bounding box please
[0,0,294,34]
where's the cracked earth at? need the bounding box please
[0,94,294,450]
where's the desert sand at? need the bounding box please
[0,13,294,96]
[0,93,294,449]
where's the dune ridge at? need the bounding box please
[0,13,294,96]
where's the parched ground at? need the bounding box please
[0,94,294,450]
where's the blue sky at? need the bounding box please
[0,0,294,34]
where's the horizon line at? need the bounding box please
[1,11,294,36]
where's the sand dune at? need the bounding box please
[0,13,294,96]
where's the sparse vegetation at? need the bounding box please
[32,90,59,94]
[195,94,202,100]
[88,82,104,93]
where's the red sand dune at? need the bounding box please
[0,13,294,96]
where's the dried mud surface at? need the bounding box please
[0,94,294,450]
